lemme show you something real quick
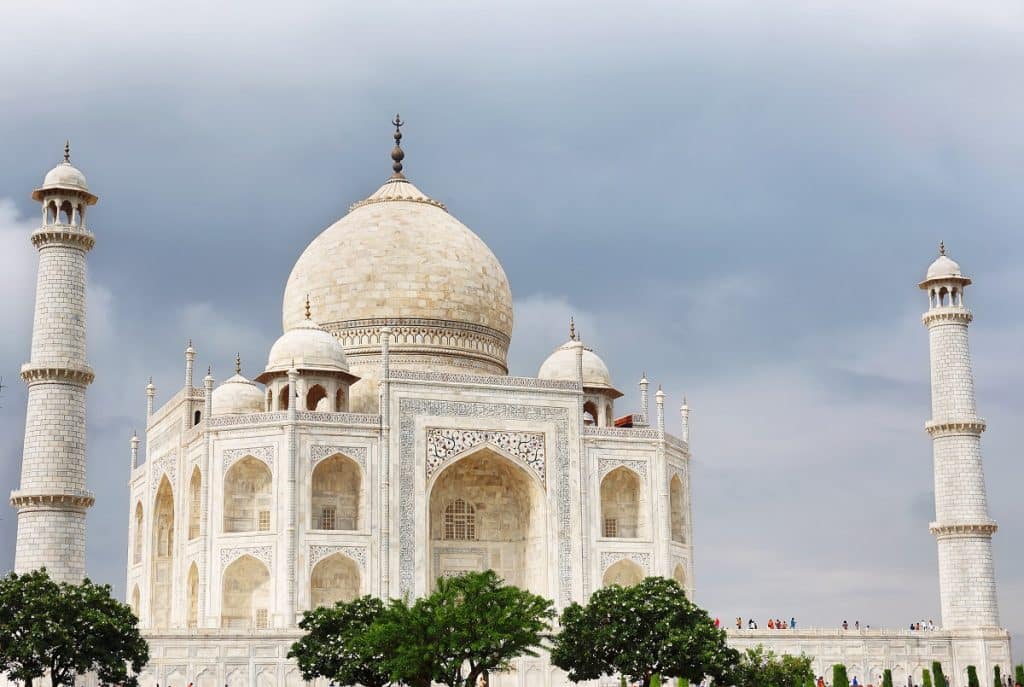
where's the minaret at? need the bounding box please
[919,243,999,629]
[10,144,98,583]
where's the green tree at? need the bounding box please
[883,669,894,687]
[288,595,390,687]
[732,646,814,687]
[833,664,849,687]
[366,570,555,687]
[1015,665,1024,686]
[923,669,933,687]
[551,577,737,687]
[933,662,948,687]
[0,570,149,687]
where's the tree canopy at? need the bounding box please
[550,576,737,687]
[0,569,149,687]
[288,595,390,687]
[731,646,814,687]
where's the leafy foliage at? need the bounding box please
[732,646,814,687]
[883,668,894,687]
[833,664,849,687]
[0,570,148,687]
[551,576,737,687]
[288,595,390,687]
[968,666,980,687]
[365,570,555,687]
[933,662,948,687]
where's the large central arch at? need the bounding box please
[427,446,548,595]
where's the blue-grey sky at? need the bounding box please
[1,0,1021,656]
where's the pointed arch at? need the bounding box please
[602,559,644,587]
[224,456,273,533]
[221,554,271,629]
[150,476,175,628]
[310,553,361,608]
[306,384,327,411]
[670,474,686,543]
[311,454,362,531]
[187,562,199,628]
[601,466,643,538]
[133,501,144,564]
[188,467,202,540]
[672,563,686,588]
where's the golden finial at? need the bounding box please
[390,114,405,179]
[235,353,241,375]
[63,140,70,164]
[569,316,576,341]
[939,241,946,256]
[304,294,312,320]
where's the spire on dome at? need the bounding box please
[63,140,71,164]
[391,114,405,179]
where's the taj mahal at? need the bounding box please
[7,124,1013,686]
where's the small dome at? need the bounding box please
[926,255,962,281]
[31,161,97,203]
[211,374,265,416]
[538,339,621,397]
[263,319,351,376]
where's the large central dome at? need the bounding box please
[283,163,513,412]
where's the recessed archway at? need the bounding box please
[150,476,175,628]
[603,559,644,587]
[224,457,272,533]
[600,467,645,538]
[221,555,271,630]
[670,474,685,544]
[310,554,361,608]
[311,454,361,531]
[428,447,547,594]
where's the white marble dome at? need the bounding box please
[926,254,963,281]
[211,374,265,416]
[538,339,621,396]
[264,319,350,375]
[32,160,97,203]
[281,176,513,382]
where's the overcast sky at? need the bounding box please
[0,0,1021,657]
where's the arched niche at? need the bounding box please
[600,466,645,538]
[150,476,174,628]
[310,553,361,608]
[133,501,143,564]
[602,558,644,587]
[187,562,199,628]
[311,454,361,531]
[428,447,547,594]
[669,474,686,544]
[188,468,202,540]
[221,554,271,629]
[672,563,686,588]
[224,457,273,533]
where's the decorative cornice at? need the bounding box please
[20,362,94,386]
[922,308,973,326]
[30,225,95,251]
[925,419,986,436]
[10,489,94,509]
[929,521,997,537]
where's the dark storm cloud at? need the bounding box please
[0,0,1021,654]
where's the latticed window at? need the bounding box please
[320,506,337,530]
[444,499,476,540]
[254,608,268,629]
[258,510,271,531]
[603,517,618,538]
